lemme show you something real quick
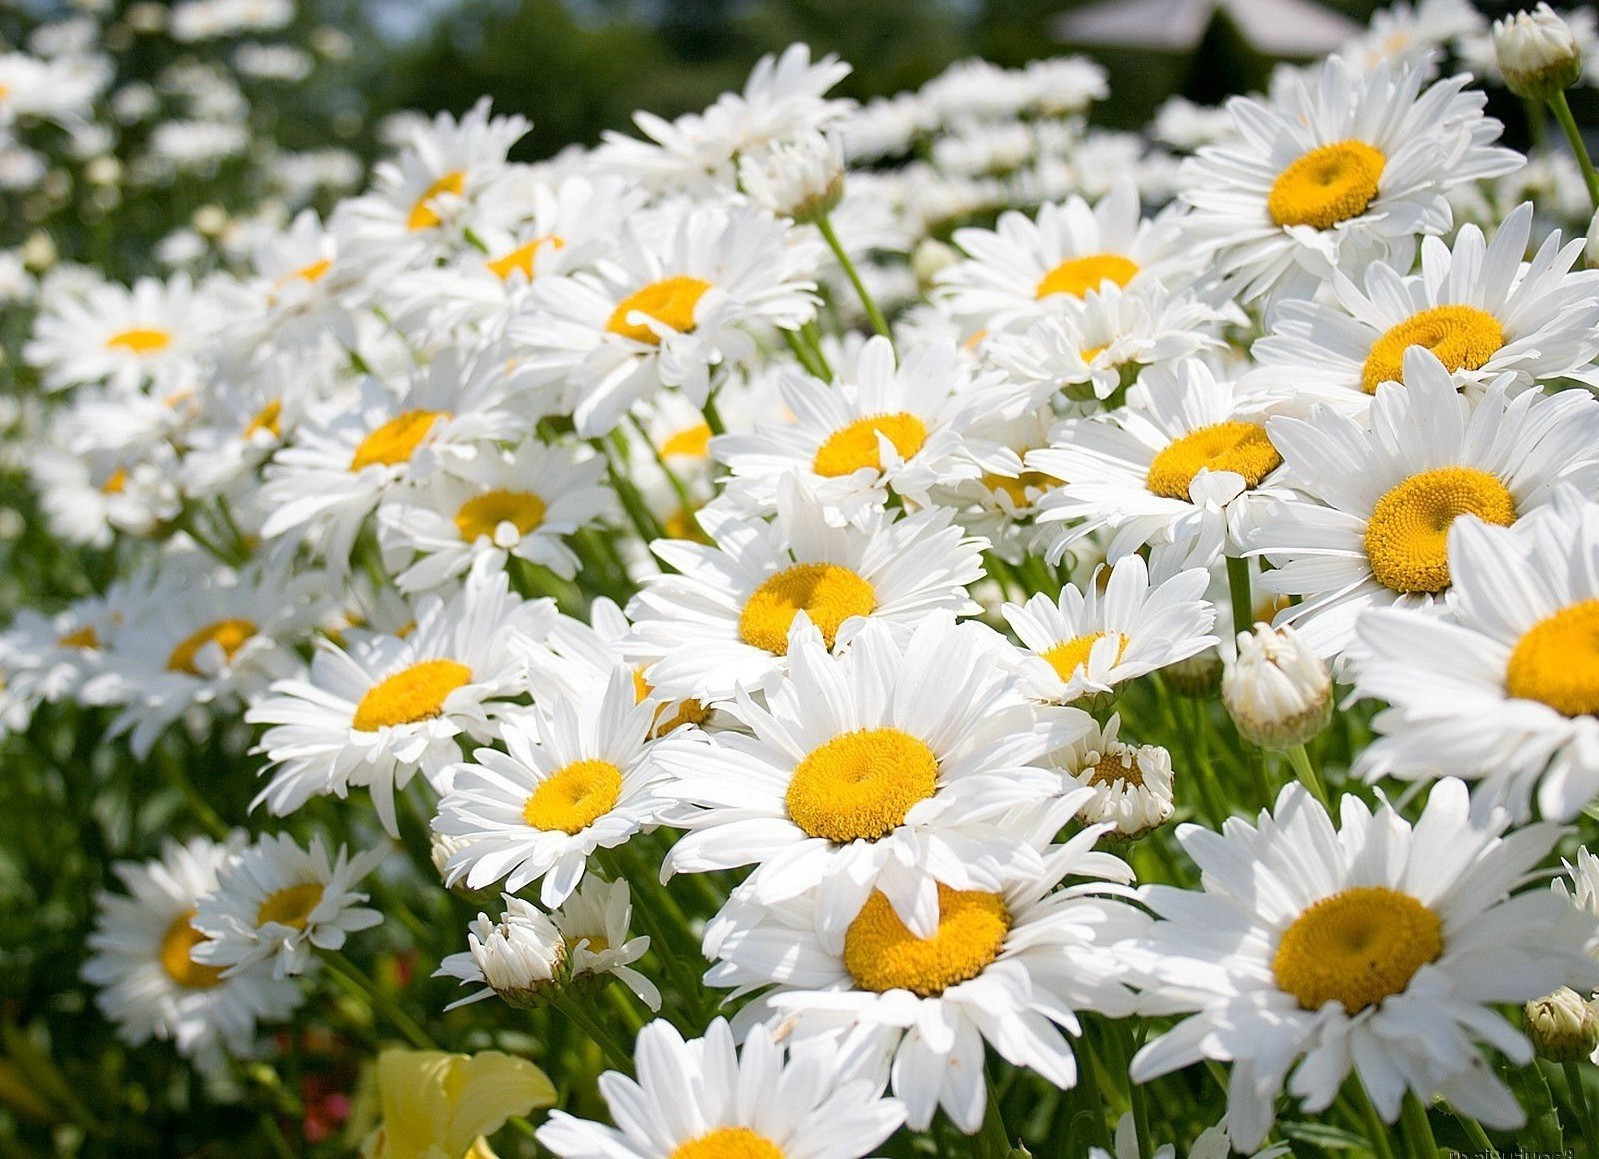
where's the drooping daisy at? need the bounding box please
[1090,1112,1289,1159]
[1002,553,1217,704]
[1042,714,1175,839]
[1347,486,1599,820]
[377,436,613,594]
[1242,202,1599,417]
[81,835,302,1079]
[536,1018,905,1159]
[190,833,385,979]
[433,665,672,908]
[654,613,1087,946]
[1242,347,1599,657]
[1029,358,1289,570]
[702,819,1146,1132]
[1174,54,1520,305]
[509,201,817,436]
[624,474,986,704]
[249,563,553,835]
[1126,779,1599,1151]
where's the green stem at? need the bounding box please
[817,214,891,339]
[592,437,667,547]
[1107,1020,1154,1159]
[1225,555,1254,641]
[321,952,436,1051]
[1550,88,1599,211]
[702,392,727,437]
[553,993,635,1074]
[1447,1103,1496,1152]
[1399,1092,1440,1158]
[1350,1078,1398,1159]
[784,327,831,381]
[1284,743,1331,811]
[800,320,834,379]
[159,746,230,840]
[973,1077,1012,1158]
[1563,1060,1599,1159]
[260,1114,297,1159]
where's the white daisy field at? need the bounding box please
[9,1,1599,1156]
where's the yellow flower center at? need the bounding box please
[632,667,711,736]
[606,276,712,344]
[1272,886,1443,1013]
[522,759,623,834]
[159,911,226,990]
[454,488,547,543]
[1360,305,1505,394]
[105,327,172,354]
[244,400,283,439]
[57,625,101,650]
[166,618,256,675]
[786,727,937,844]
[351,659,473,731]
[669,1127,786,1159]
[1041,631,1128,683]
[101,467,128,495]
[1363,467,1516,594]
[661,423,713,459]
[349,410,450,472]
[1145,422,1281,502]
[1035,253,1139,300]
[1267,141,1386,230]
[1087,753,1144,789]
[843,884,1011,997]
[485,235,565,281]
[737,563,877,655]
[257,882,325,930]
[983,469,1060,507]
[286,258,333,286]
[812,413,929,478]
[408,170,465,231]
[1506,599,1599,718]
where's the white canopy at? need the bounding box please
[1053,0,1365,58]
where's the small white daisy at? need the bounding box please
[1043,714,1175,839]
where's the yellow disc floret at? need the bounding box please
[1506,598,1599,717]
[349,410,450,472]
[812,413,929,478]
[1272,886,1443,1013]
[159,911,226,990]
[843,884,1011,997]
[1041,631,1128,684]
[1035,254,1139,300]
[1267,141,1386,230]
[166,618,256,676]
[669,1127,786,1159]
[786,727,938,844]
[606,276,712,344]
[454,488,547,543]
[106,327,172,354]
[408,171,465,231]
[522,759,623,834]
[1145,422,1281,502]
[352,659,474,731]
[1363,467,1516,594]
[1361,305,1505,394]
[485,235,564,281]
[257,882,325,930]
[737,563,877,655]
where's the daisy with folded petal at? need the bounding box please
[1126,779,1599,1151]
[25,272,219,393]
[82,835,302,1080]
[249,563,553,835]
[378,436,612,594]
[510,201,817,436]
[433,665,671,908]
[1242,202,1599,417]
[926,406,1063,563]
[654,614,1086,947]
[713,335,998,525]
[1175,54,1520,305]
[624,474,986,704]
[1002,553,1217,704]
[1348,486,1599,820]
[191,833,384,979]
[1042,714,1174,840]
[259,349,526,567]
[1029,358,1288,570]
[1242,347,1599,658]
[702,817,1146,1132]
[934,179,1188,334]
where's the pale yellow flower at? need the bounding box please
[361,1048,555,1159]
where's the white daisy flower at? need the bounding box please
[436,893,566,1010]
[433,665,671,908]
[82,835,302,1079]
[549,874,659,1010]
[214,207,360,356]
[190,833,384,979]
[249,563,553,835]
[702,820,1146,1132]
[1002,553,1218,704]
[378,436,613,594]
[1174,54,1520,305]
[654,613,1088,946]
[0,584,136,730]
[27,441,183,546]
[1341,0,1485,73]
[1242,346,1599,657]
[1347,485,1599,820]
[1029,359,1288,570]
[1043,714,1175,839]
[179,349,328,498]
[1126,779,1599,1151]
[1091,1111,1288,1159]
[1242,202,1599,418]
[0,50,110,126]
[509,200,818,437]
[624,474,986,704]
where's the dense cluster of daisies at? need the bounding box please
[9,0,1599,1155]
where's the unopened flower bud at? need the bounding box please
[192,204,229,238]
[440,896,566,1010]
[1222,624,1332,750]
[1162,647,1223,698]
[738,131,845,225]
[912,237,958,288]
[20,230,57,272]
[1526,987,1599,1062]
[1494,5,1582,101]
